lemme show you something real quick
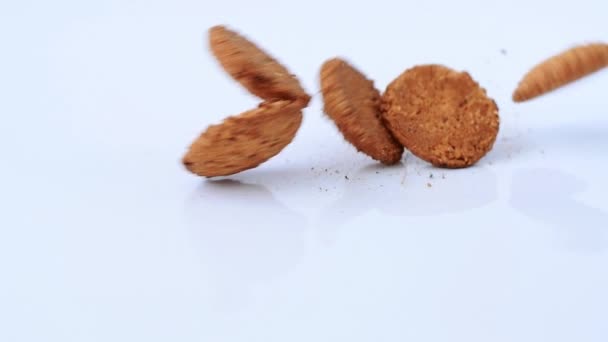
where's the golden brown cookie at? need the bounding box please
[513,43,608,102]
[382,65,499,168]
[182,100,302,177]
[320,58,403,164]
[209,25,310,106]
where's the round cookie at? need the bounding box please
[209,25,310,107]
[382,65,499,168]
[182,100,302,177]
[320,58,403,165]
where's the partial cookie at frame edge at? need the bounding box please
[512,43,608,102]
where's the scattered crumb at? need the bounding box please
[325,169,328,172]
[442,173,446,179]
[311,167,314,170]
[427,183,432,188]
[488,161,493,165]
[335,170,340,174]
[376,171,379,174]
[500,49,507,55]
[429,173,434,179]
[345,175,349,180]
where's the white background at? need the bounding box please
[1,0,608,341]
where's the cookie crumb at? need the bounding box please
[429,173,434,179]
[345,175,349,180]
[427,183,432,188]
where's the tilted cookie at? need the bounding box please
[513,43,608,102]
[182,100,302,177]
[209,25,311,106]
[320,58,403,165]
[382,65,499,168]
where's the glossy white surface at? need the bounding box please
[1,0,608,341]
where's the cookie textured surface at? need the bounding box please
[382,65,499,168]
[513,43,608,102]
[320,58,403,164]
[183,101,302,177]
[209,25,310,106]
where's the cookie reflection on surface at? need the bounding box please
[185,180,307,310]
[320,160,498,227]
[510,168,607,253]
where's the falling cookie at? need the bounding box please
[382,65,499,168]
[209,25,311,106]
[183,100,302,177]
[513,43,608,102]
[319,58,403,164]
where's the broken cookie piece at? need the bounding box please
[320,58,403,164]
[209,25,310,106]
[382,65,499,168]
[183,100,302,177]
